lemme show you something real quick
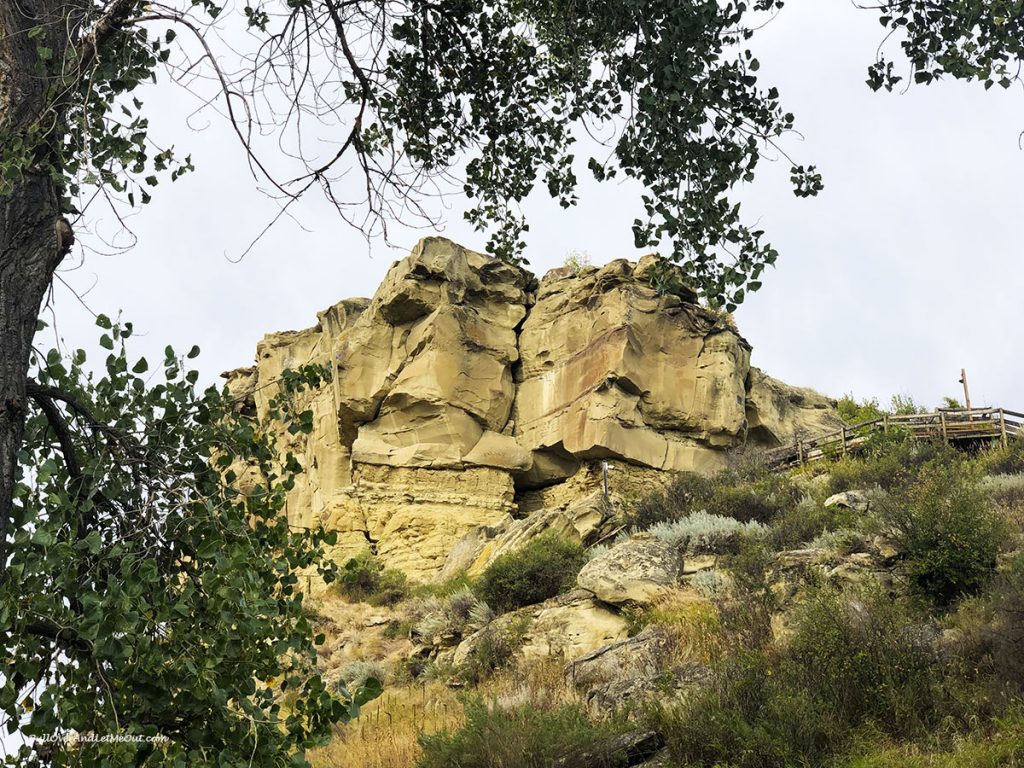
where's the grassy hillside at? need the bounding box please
[308,430,1024,768]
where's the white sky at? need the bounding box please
[47,1,1024,411]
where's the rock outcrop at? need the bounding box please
[225,237,842,580]
[576,538,683,607]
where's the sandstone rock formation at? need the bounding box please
[576,538,683,607]
[225,237,842,580]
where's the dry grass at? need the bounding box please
[308,683,462,768]
[308,660,578,768]
[635,589,727,665]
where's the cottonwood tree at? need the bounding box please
[1,3,1023,753]
[2,320,379,765]
[1,0,824,555]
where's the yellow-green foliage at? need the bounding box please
[839,710,1024,767]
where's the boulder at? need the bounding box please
[824,490,872,515]
[553,730,665,768]
[567,627,710,713]
[450,589,628,668]
[577,538,683,606]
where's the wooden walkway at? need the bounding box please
[769,408,1024,469]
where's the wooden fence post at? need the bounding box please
[940,411,948,442]
[1001,409,1008,447]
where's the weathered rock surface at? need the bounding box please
[567,626,711,714]
[226,237,839,580]
[824,490,872,514]
[449,589,629,668]
[577,538,683,607]
[745,367,845,447]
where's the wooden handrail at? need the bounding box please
[770,405,1021,468]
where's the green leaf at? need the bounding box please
[132,357,149,374]
[30,528,54,547]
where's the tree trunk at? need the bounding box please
[0,179,66,563]
[0,0,74,565]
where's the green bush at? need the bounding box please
[474,532,586,614]
[650,651,834,768]
[626,472,716,529]
[332,550,409,606]
[459,617,530,684]
[770,495,858,549]
[976,435,1024,476]
[837,394,886,426]
[828,430,953,495]
[884,462,1006,604]
[785,587,943,733]
[625,469,800,531]
[718,539,778,649]
[653,586,956,768]
[418,697,627,768]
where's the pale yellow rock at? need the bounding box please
[745,367,845,446]
[519,590,629,663]
[577,538,683,607]
[320,464,516,580]
[227,236,841,582]
[514,258,749,479]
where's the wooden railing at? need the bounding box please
[768,407,1023,468]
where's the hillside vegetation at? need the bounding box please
[308,427,1024,768]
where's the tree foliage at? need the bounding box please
[0,0,826,310]
[866,1,1024,92]
[0,319,378,766]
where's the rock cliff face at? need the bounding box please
[225,237,842,580]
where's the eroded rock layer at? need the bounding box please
[225,237,843,579]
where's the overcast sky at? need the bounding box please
[47,1,1024,412]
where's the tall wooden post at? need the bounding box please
[960,368,972,414]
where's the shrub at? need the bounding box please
[626,472,716,529]
[408,587,492,645]
[459,617,530,684]
[718,539,777,649]
[647,511,768,554]
[785,586,942,733]
[475,532,586,614]
[332,550,410,606]
[770,494,858,550]
[883,462,1006,604]
[652,586,955,768]
[828,430,954,495]
[837,394,886,426]
[975,435,1024,476]
[980,473,1024,517]
[625,469,800,530]
[339,660,388,689]
[418,697,626,768]
[650,651,834,768]
[950,552,1024,703]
